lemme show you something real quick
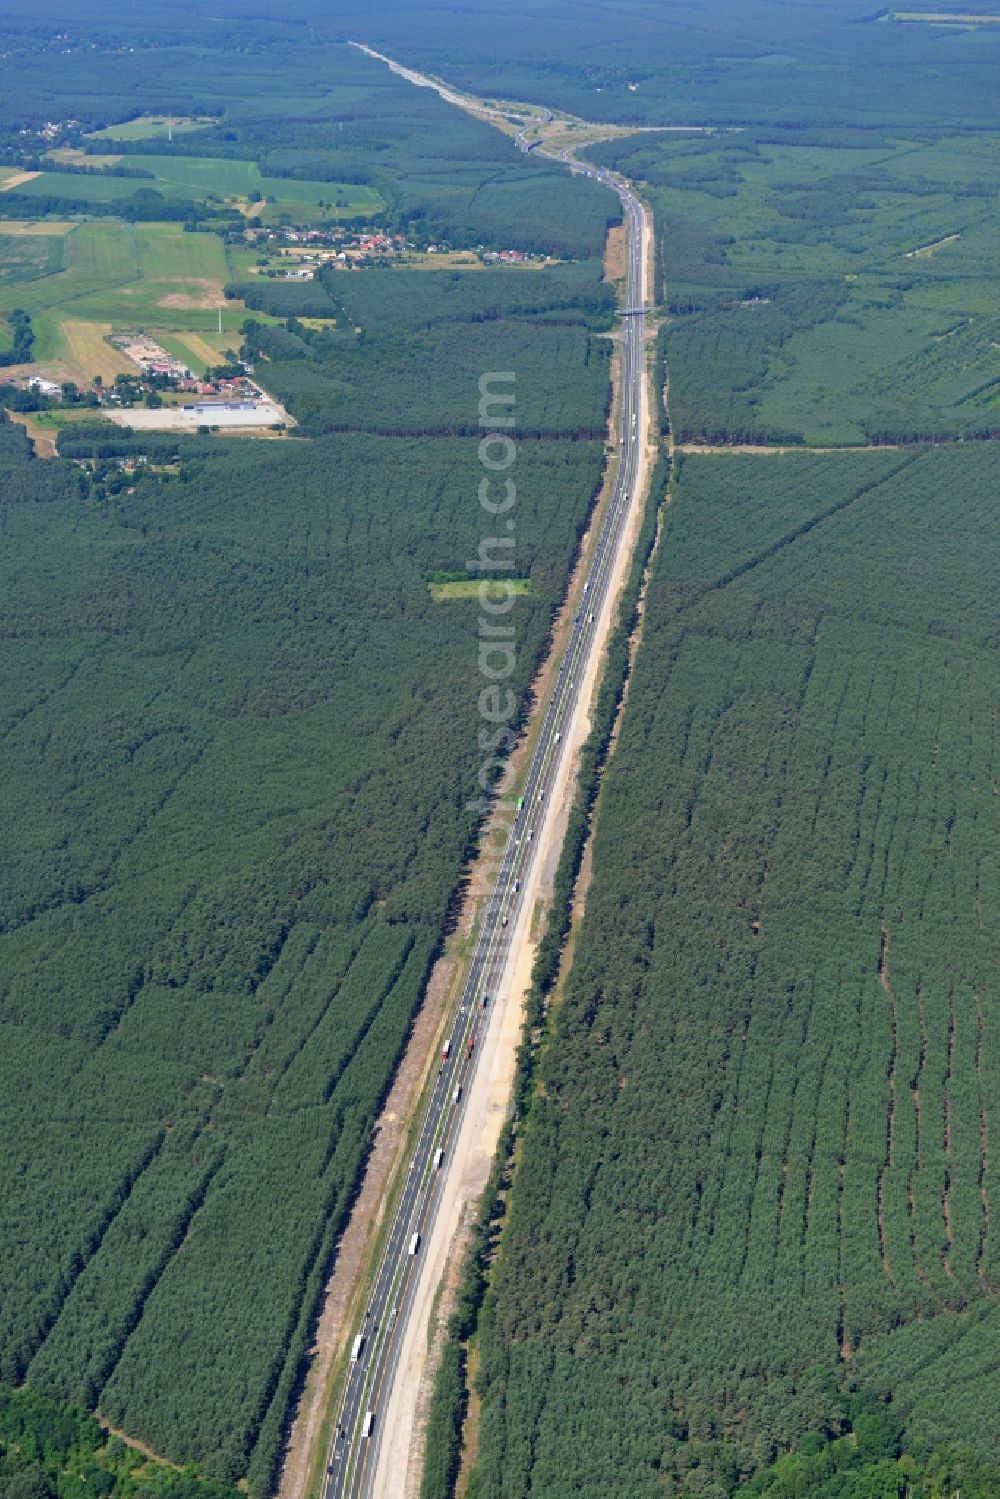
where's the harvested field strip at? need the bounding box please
[0,219,75,236]
[58,318,134,383]
[0,170,41,192]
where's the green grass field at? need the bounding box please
[128,155,382,213]
[27,407,113,431]
[9,156,384,224]
[0,221,137,326]
[11,173,145,204]
[89,116,217,141]
[0,231,65,288]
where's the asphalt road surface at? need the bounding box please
[324,142,648,1499]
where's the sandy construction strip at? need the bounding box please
[376,436,659,1499]
[675,441,901,454]
[603,223,626,282]
[894,9,1000,20]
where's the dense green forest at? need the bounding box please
[0,23,616,1494]
[738,1401,1000,1499]
[230,261,614,440]
[0,419,607,1487]
[0,1386,239,1499]
[2,0,998,134]
[469,446,1000,1495]
[585,130,1000,445]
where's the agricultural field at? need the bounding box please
[586,129,1000,444]
[45,148,127,169]
[0,224,66,287]
[128,155,381,216]
[0,28,616,389]
[0,221,254,383]
[471,445,1000,1494]
[3,158,380,225]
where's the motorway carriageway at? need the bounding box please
[325,155,648,1499]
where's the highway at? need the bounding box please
[323,140,648,1499]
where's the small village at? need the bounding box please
[21,352,264,410]
[247,223,547,278]
[11,335,291,434]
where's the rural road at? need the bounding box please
[325,62,650,1499]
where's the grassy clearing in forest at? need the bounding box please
[10,155,382,223]
[89,115,218,140]
[429,578,535,601]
